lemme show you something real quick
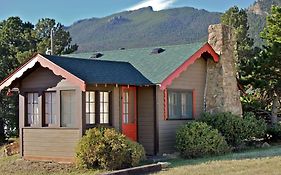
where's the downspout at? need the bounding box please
[203,61,209,112]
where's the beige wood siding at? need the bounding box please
[137,87,155,155]
[168,58,207,117]
[112,87,120,130]
[22,128,80,159]
[20,66,82,130]
[157,58,207,154]
[18,66,83,160]
[21,66,64,90]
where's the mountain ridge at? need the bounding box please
[67,6,221,52]
[248,0,281,46]
[67,0,281,52]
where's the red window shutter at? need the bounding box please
[163,89,168,120]
[192,89,196,119]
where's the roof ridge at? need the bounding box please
[69,42,206,54]
[42,54,130,64]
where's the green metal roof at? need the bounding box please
[66,42,204,84]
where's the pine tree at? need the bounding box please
[254,5,281,123]
[221,6,255,81]
[0,17,78,141]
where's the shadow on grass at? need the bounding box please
[167,145,281,168]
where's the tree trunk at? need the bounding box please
[271,95,279,124]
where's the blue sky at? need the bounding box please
[0,0,256,26]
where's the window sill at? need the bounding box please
[22,127,80,130]
[42,124,60,128]
[166,118,194,121]
[85,124,111,128]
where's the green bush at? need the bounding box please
[200,112,267,147]
[75,127,145,170]
[176,122,229,158]
[243,112,267,139]
[267,123,281,141]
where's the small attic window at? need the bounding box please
[90,52,103,59]
[151,48,165,54]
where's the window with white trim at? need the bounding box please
[85,91,110,125]
[86,91,96,124]
[26,92,39,126]
[99,92,109,124]
[44,92,57,126]
[61,90,76,127]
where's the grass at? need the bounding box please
[0,147,104,175]
[156,156,281,175]
[154,146,281,175]
[167,145,281,167]
[1,145,281,175]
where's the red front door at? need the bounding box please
[122,86,137,141]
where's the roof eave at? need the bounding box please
[0,54,86,92]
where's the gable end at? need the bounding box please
[160,43,219,90]
[0,54,86,92]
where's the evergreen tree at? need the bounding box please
[35,18,78,55]
[221,6,255,80]
[0,17,34,141]
[0,17,78,141]
[252,6,281,123]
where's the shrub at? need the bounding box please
[126,139,146,167]
[200,112,244,146]
[243,112,267,139]
[75,127,145,170]
[200,112,267,147]
[176,122,229,158]
[267,123,281,141]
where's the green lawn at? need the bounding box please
[155,146,281,175]
[2,146,281,175]
[156,156,281,175]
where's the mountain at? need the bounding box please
[247,0,281,47]
[67,0,281,52]
[67,7,221,52]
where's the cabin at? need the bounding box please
[0,24,242,162]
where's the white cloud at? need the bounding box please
[127,0,177,11]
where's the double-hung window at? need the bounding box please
[99,92,109,124]
[26,93,39,126]
[44,92,57,126]
[168,90,193,120]
[61,90,76,127]
[86,91,96,124]
[85,91,110,125]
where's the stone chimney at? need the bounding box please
[205,24,242,116]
